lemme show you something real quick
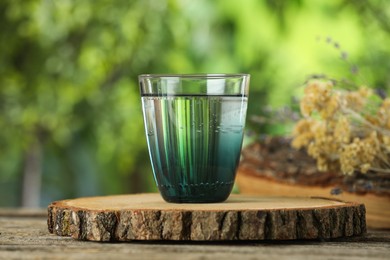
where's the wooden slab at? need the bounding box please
[47,193,366,242]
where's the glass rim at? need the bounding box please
[139,73,249,79]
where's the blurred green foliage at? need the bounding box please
[0,0,389,207]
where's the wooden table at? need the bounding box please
[0,209,389,259]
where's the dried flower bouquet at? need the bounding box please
[292,80,390,175]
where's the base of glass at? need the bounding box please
[160,194,230,203]
[158,184,233,203]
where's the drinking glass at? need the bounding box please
[139,74,250,203]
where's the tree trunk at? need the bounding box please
[21,139,42,208]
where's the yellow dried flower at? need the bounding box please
[360,163,371,173]
[292,79,390,175]
[378,98,390,129]
[291,119,318,149]
[299,81,339,119]
[334,116,351,143]
[384,135,390,145]
[345,87,372,111]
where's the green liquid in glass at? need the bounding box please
[142,95,247,203]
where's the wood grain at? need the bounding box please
[47,193,366,242]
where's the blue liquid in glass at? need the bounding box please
[142,95,247,203]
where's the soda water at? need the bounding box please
[142,94,248,203]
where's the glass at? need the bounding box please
[139,74,250,203]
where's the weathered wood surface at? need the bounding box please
[0,209,389,260]
[47,193,366,242]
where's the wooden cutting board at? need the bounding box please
[47,193,366,242]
